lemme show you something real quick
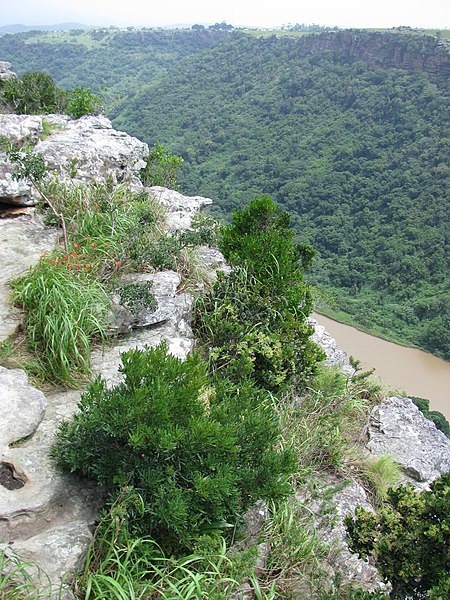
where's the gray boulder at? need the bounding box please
[0,366,46,451]
[0,114,148,205]
[309,317,348,369]
[0,115,44,205]
[147,186,213,232]
[91,270,194,388]
[37,115,148,189]
[0,114,43,145]
[0,61,17,81]
[368,396,450,485]
[306,477,385,593]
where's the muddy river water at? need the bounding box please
[312,313,450,420]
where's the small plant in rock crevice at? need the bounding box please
[118,282,157,314]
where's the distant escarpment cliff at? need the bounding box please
[290,30,450,75]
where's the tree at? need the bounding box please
[345,473,450,599]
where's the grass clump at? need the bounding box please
[0,547,53,599]
[358,455,402,506]
[73,491,253,599]
[11,255,109,386]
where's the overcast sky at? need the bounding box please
[1,0,449,29]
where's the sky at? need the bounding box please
[0,0,449,30]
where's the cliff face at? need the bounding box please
[292,31,450,75]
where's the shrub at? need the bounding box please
[66,87,101,118]
[118,282,157,314]
[194,196,324,393]
[52,343,294,553]
[1,71,59,114]
[1,71,100,116]
[140,142,184,188]
[345,473,450,599]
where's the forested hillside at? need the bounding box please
[0,29,448,358]
[0,28,229,97]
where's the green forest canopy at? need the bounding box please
[0,28,448,359]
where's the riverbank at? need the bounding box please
[312,312,450,420]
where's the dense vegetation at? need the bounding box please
[1,29,448,358]
[115,34,449,359]
[346,473,450,599]
[1,141,447,597]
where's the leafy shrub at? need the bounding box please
[345,473,450,599]
[1,70,100,117]
[66,86,101,118]
[194,196,324,393]
[1,71,61,114]
[118,282,157,314]
[52,343,294,553]
[140,142,184,188]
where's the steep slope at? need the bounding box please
[0,30,448,358]
[113,32,450,359]
[0,29,231,95]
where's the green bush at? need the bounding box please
[118,282,157,314]
[194,196,324,393]
[140,142,184,188]
[345,473,450,599]
[52,343,294,553]
[66,86,101,118]
[1,70,100,117]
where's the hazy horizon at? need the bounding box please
[1,1,449,30]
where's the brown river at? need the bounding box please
[312,313,450,420]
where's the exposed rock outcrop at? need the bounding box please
[291,31,450,75]
[368,396,450,486]
[307,477,385,593]
[0,61,16,81]
[147,186,212,232]
[309,317,347,369]
[0,182,211,595]
[0,114,148,206]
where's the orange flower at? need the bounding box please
[63,255,68,260]
[105,242,109,247]
[115,261,120,267]
[71,252,78,258]
[85,263,91,269]
[85,236,91,241]
[67,263,72,269]
[73,243,78,249]
[91,242,97,248]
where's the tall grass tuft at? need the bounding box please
[12,256,110,386]
[0,547,53,599]
[75,493,241,599]
[358,455,402,505]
